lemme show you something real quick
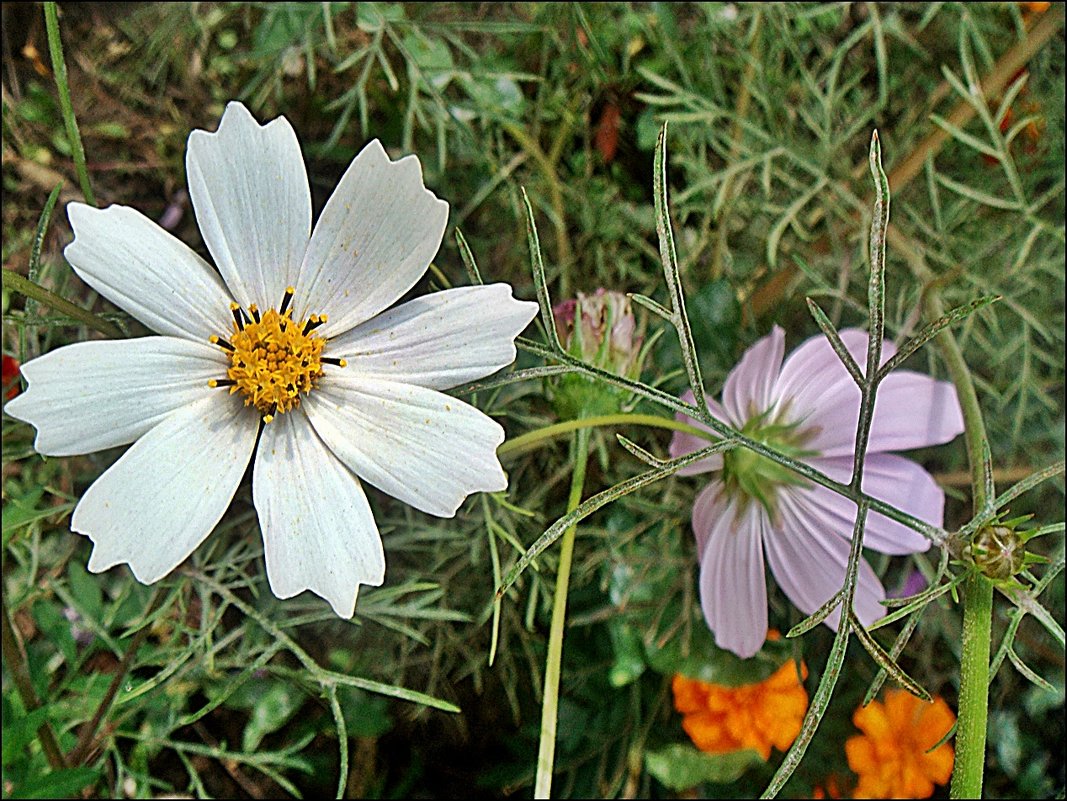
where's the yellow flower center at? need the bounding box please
[208,287,346,422]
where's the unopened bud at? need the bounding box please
[550,289,645,419]
[967,525,1026,581]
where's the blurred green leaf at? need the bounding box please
[2,707,52,766]
[337,687,392,738]
[644,743,762,790]
[8,767,100,799]
[31,602,77,668]
[66,560,103,621]
[607,619,647,687]
[645,616,793,687]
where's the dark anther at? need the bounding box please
[279,287,295,316]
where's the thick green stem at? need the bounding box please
[919,245,994,799]
[534,425,591,799]
[952,572,994,799]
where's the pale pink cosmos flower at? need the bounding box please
[669,326,964,658]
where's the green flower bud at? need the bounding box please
[966,524,1027,581]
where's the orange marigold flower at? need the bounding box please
[812,774,845,799]
[672,660,809,760]
[845,689,955,799]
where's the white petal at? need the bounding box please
[254,411,385,618]
[801,455,939,554]
[73,393,259,584]
[65,203,233,341]
[4,337,228,457]
[694,492,768,659]
[327,284,537,390]
[303,374,506,517]
[764,489,887,629]
[296,140,449,336]
[722,326,785,426]
[186,101,312,308]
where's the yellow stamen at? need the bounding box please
[208,297,345,420]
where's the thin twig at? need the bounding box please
[1,596,68,770]
[67,589,165,766]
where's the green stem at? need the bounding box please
[534,425,591,799]
[43,2,95,206]
[3,270,125,338]
[499,412,711,459]
[924,283,995,799]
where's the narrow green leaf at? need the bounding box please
[877,296,1000,379]
[805,299,864,387]
[786,589,843,638]
[628,292,673,322]
[520,187,563,352]
[653,123,708,408]
[850,612,931,701]
[453,228,484,285]
[1006,647,1055,693]
[43,3,95,206]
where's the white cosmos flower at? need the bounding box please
[669,326,964,658]
[6,101,537,617]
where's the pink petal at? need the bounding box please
[799,454,940,554]
[773,328,883,419]
[800,371,963,458]
[695,491,769,659]
[763,488,887,630]
[722,326,785,426]
[691,479,726,559]
[668,389,729,475]
[774,329,962,457]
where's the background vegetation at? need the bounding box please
[3,3,1063,798]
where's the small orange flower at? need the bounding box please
[672,660,809,760]
[845,690,955,799]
